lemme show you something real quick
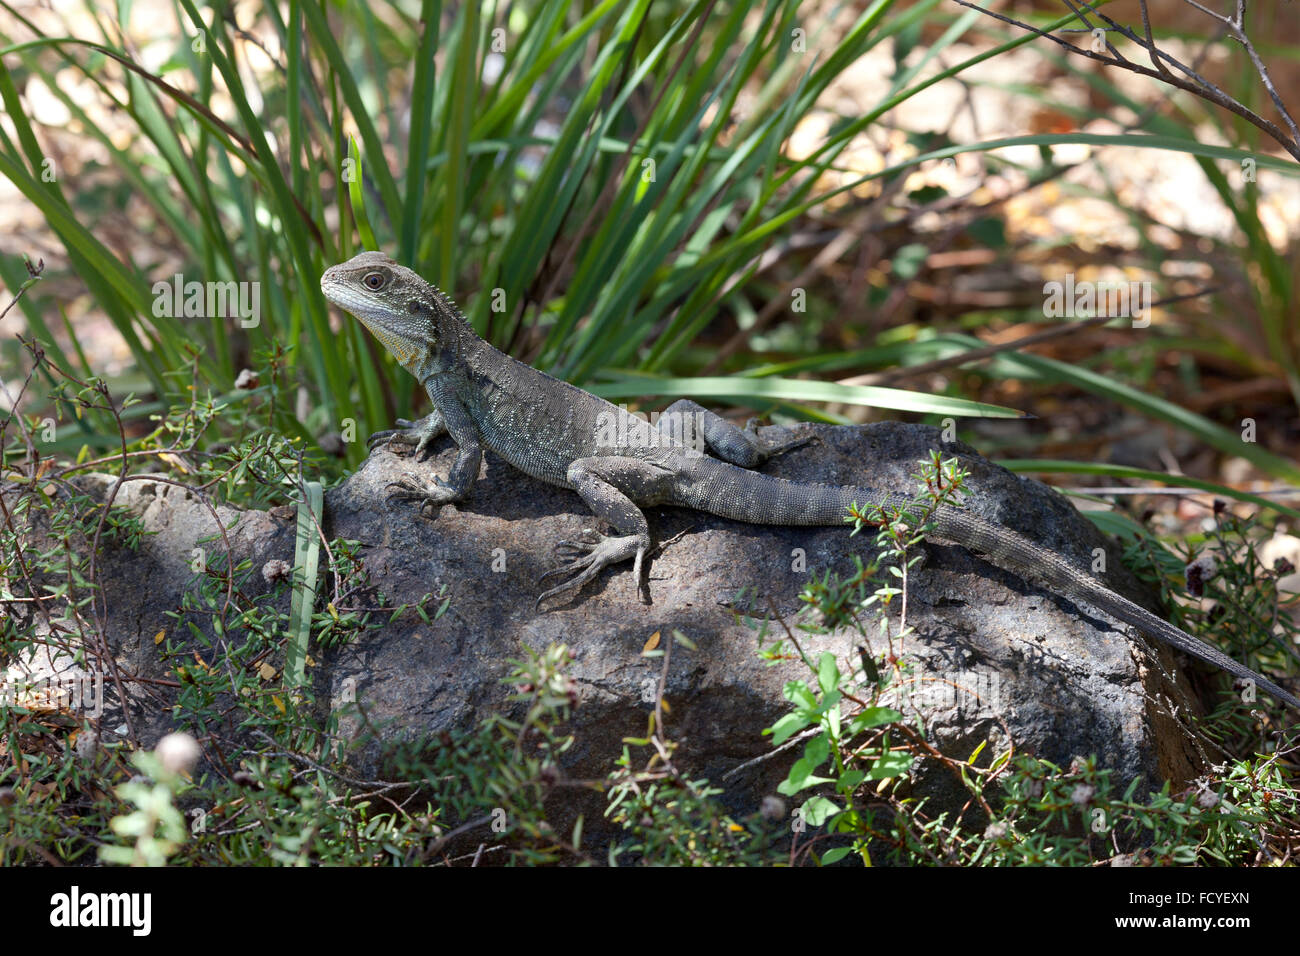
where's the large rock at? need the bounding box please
[15,422,1206,846]
[321,421,1204,832]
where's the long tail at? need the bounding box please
[928,504,1300,712]
[678,463,1299,711]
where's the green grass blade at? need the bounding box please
[286,481,324,689]
[997,460,1300,521]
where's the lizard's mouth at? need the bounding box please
[320,268,341,299]
[319,271,357,312]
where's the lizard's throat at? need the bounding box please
[360,321,423,372]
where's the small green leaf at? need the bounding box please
[817,652,840,695]
[868,752,913,779]
[848,707,902,733]
[907,184,947,204]
[893,243,929,281]
[820,846,852,865]
[804,734,830,769]
[778,758,834,796]
[838,769,866,792]
[767,712,811,746]
[966,216,1006,249]
[801,796,841,827]
[783,680,817,710]
[671,629,697,650]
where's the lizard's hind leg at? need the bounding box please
[536,456,674,609]
[657,399,811,466]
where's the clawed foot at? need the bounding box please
[368,417,442,460]
[536,531,649,609]
[385,472,461,518]
[745,419,817,461]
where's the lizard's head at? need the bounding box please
[320,251,459,377]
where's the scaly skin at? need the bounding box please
[321,251,1299,712]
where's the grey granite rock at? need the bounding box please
[20,422,1206,849]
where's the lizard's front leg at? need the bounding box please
[536,456,676,608]
[368,409,447,460]
[385,383,481,517]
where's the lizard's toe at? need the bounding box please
[536,533,649,610]
[553,535,599,560]
[370,419,445,459]
[384,473,459,519]
[535,561,607,608]
[537,554,595,585]
[414,435,438,460]
[368,419,420,451]
[384,473,426,500]
[761,431,817,461]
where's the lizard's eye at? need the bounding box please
[363,271,386,291]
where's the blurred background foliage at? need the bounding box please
[1,0,1298,493]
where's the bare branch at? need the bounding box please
[953,0,1300,162]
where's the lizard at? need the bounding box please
[320,251,1300,712]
